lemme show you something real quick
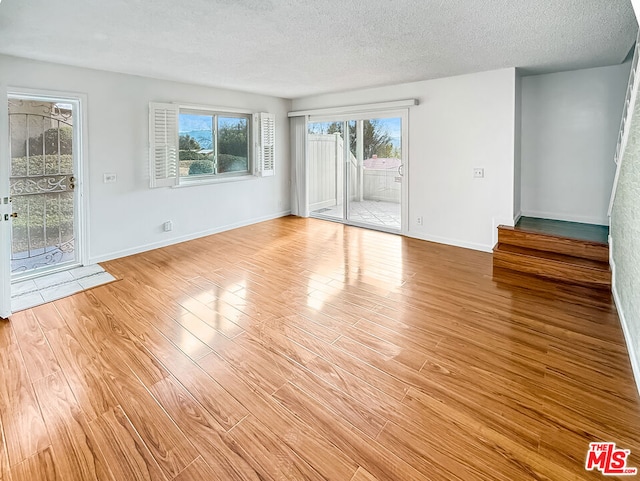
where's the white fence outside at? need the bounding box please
[308,133,400,211]
[363,169,401,203]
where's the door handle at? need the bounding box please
[397,164,404,176]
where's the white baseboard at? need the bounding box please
[88,210,291,264]
[407,232,492,253]
[513,211,522,225]
[520,210,608,226]
[610,240,640,398]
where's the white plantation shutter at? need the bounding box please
[254,112,275,176]
[149,102,179,188]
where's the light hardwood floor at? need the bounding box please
[1,216,639,480]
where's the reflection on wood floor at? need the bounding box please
[1,216,638,480]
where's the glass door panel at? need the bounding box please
[8,97,79,278]
[347,116,402,232]
[307,121,345,221]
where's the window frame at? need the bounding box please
[177,104,254,186]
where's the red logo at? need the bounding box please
[585,442,637,476]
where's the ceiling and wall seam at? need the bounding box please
[0,0,635,99]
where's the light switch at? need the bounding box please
[103,173,117,183]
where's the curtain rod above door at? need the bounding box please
[288,99,418,118]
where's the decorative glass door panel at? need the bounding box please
[8,97,78,278]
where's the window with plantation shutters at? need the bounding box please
[149,102,274,186]
[149,102,179,188]
[255,112,275,176]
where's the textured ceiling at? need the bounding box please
[0,0,636,99]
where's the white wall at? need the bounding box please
[520,63,630,225]
[514,72,523,220]
[0,54,291,263]
[292,68,518,252]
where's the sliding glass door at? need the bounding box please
[308,111,406,233]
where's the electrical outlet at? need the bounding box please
[473,168,484,179]
[416,216,423,226]
[163,221,172,232]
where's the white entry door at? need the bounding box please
[0,88,86,317]
[0,86,10,318]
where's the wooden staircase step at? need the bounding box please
[492,243,611,289]
[497,225,608,262]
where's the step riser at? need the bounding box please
[497,228,608,263]
[493,250,611,289]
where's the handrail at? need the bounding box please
[334,133,359,168]
[609,30,640,218]
[349,152,358,169]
